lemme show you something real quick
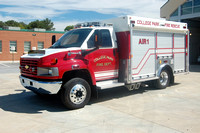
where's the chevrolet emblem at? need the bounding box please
[25,65,29,69]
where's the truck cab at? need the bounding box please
[19,22,119,109]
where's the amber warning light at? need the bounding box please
[51,58,58,65]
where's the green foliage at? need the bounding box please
[64,25,74,31]
[27,18,54,30]
[18,22,27,29]
[0,21,5,28]
[41,18,54,30]
[0,18,55,30]
[5,20,19,27]
[27,20,41,29]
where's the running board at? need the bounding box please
[131,77,159,83]
[96,80,124,90]
[96,77,159,90]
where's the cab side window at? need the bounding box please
[100,29,112,47]
[87,33,95,48]
[87,29,112,48]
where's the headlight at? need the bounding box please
[37,67,59,76]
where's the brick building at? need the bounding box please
[0,27,64,61]
[161,0,200,64]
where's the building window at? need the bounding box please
[194,0,200,6]
[170,9,178,17]
[10,41,17,52]
[24,41,31,52]
[0,40,2,52]
[194,0,200,13]
[181,1,192,8]
[181,8,192,15]
[38,42,44,50]
[181,1,192,15]
[194,6,200,13]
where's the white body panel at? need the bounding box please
[102,16,189,86]
[131,30,156,80]
[174,34,186,72]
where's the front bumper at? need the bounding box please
[19,75,62,94]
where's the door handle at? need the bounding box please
[113,49,116,56]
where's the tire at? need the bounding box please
[155,69,170,89]
[60,78,91,110]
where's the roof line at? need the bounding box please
[0,28,65,34]
[160,0,169,9]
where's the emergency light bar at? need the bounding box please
[75,22,113,28]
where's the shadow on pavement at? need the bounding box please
[190,65,200,72]
[0,83,180,114]
[0,90,68,114]
[90,83,179,104]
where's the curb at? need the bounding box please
[0,61,20,63]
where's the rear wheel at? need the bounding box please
[60,78,91,110]
[155,69,170,89]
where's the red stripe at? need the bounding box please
[96,76,118,81]
[186,34,188,56]
[158,52,185,54]
[94,70,117,74]
[173,48,185,49]
[132,53,154,75]
[156,33,158,59]
[132,48,155,69]
[132,47,185,70]
[173,34,175,59]
[174,52,185,54]
[132,52,185,75]
[157,48,185,49]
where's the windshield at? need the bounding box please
[50,28,92,48]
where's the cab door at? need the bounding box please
[87,29,119,81]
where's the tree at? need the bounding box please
[27,20,41,29]
[19,22,27,29]
[0,20,27,29]
[5,20,19,27]
[0,18,55,30]
[27,18,54,30]
[64,25,74,31]
[0,21,5,28]
[41,18,54,30]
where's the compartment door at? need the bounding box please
[131,30,156,80]
[174,34,186,73]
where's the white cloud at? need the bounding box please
[0,6,62,19]
[0,0,167,30]
[0,14,25,22]
[54,20,79,31]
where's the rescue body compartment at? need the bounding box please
[103,16,189,85]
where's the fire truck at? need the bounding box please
[19,16,189,109]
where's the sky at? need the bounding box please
[0,0,167,31]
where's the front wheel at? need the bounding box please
[155,69,170,89]
[60,78,91,110]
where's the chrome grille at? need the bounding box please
[20,59,39,75]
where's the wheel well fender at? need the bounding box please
[62,69,93,85]
[157,64,174,84]
[60,69,97,96]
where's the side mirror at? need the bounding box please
[52,35,56,45]
[94,30,102,47]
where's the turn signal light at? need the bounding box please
[51,58,58,65]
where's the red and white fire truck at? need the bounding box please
[19,16,189,109]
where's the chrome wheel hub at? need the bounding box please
[160,71,168,86]
[70,84,87,104]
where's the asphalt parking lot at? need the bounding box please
[0,62,200,133]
